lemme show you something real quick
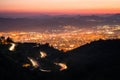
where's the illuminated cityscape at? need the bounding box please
[0,25,120,51]
[0,0,120,79]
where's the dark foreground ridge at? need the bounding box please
[0,37,120,80]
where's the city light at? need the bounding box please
[1,25,120,51]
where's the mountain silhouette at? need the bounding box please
[0,38,120,80]
[62,39,120,80]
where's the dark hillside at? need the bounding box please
[0,38,120,80]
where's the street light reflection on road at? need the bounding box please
[40,51,47,58]
[54,62,68,71]
[28,57,39,68]
[9,43,16,51]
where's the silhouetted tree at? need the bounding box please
[6,37,14,43]
[0,36,5,44]
[0,36,5,40]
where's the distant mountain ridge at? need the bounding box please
[0,14,120,32]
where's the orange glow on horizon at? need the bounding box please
[0,8,120,15]
[0,0,120,15]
